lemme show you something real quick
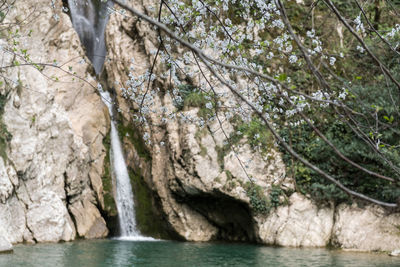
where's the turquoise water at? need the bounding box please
[1,239,399,267]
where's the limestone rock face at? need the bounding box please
[0,237,12,253]
[103,0,400,251]
[0,0,109,243]
[103,0,291,242]
[1,0,399,252]
[258,193,334,247]
[0,227,12,253]
[332,204,400,251]
[69,197,109,239]
[104,1,287,241]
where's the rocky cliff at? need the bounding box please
[0,0,109,245]
[103,0,400,251]
[0,0,399,253]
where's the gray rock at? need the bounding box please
[0,0,109,244]
[0,236,12,253]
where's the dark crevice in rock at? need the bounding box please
[62,0,70,16]
[169,140,258,242]
[64,171,79,238]
[99,206,119,237]
[173,188,257,242]
[328,203,337,248]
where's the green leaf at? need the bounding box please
[277,73,287,81]
[383,115,394,124]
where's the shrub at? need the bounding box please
[280,83,400,204]
[244,182,284,215]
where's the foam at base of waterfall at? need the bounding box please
[114,236,159,242]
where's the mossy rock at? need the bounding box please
[128,167,169,239]
[101,132,118,218]
[117,123,151,162]
[0,94,11,162]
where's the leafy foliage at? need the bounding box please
[232,117,274,154]
[245,182,271,214]
[174,84,216,119]
[280,83,400,204]
[245,182,283,214]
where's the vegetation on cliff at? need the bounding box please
[1,0,400,218]
[0,93,11,161]
[110,0,400,208]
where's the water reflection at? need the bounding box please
[2,240,399,267]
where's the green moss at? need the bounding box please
[225,170,233,180]
[216,146,225,169]
[199,144,208,157]
[214,117,274,171]
[174,84,216,119]
[184,91,208,107]
[101,132,118,217]
[269,185,283,208]
[118,124,151,162]
[128,167,169,238]
[0,93,11,162]
[194,127,208,140]
[227,180,237,190]
[231,117,274,155]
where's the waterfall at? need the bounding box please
[99,90,143,239]
[68,0,154,240]
[68,0,110,74]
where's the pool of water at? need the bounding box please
[1,239,399,267]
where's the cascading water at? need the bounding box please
[68,0,153,240]
[68,0,110,74]
[99,90,142,238]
